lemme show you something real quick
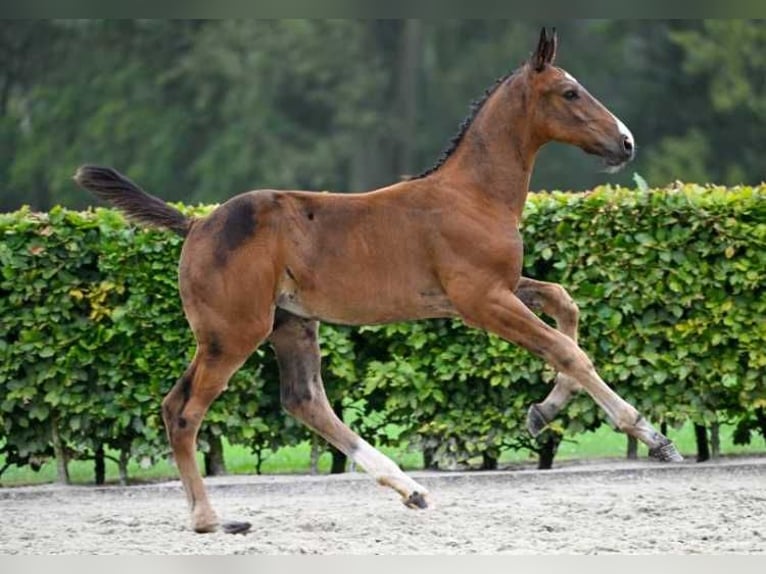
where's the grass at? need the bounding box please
[1,421,763,487]
[551,421,765,461]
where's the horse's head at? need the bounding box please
[523,28,635,172]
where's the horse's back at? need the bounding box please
[179,185,452,326]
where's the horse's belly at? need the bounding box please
[275,283,457,326]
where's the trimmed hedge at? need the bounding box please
[1,184,764,479]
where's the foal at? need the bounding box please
[75,29,682,534]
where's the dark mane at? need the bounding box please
[412,71,515,180]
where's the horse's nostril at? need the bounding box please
[623,136,634,154]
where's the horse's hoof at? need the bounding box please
[192,508,221,533]
[404,491,429,510]
[526,404,549,437]
[222,520,252,535]
[193,522,219,534]
[649,441,683,462]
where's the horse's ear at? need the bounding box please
[532,27,557,72]
[547,27,558,66]
[532,27,549,72]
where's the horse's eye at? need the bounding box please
[563,89,579,101]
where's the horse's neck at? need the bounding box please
[436,86,539,219]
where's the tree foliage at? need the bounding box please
[1,20,764,213]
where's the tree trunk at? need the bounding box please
[329,400,347,474]
[51,418,70,485]
[204,433,227,476]
[330,446,346,474]
[254,447,264,476]
[537,433,561,470]
[710,422,720,459]
[481,452,498,470]
[423,446,438,470]
[395,19,423,176]
[694,424,710,462]
[755,408,766,441]
[660,421,668,436]
[118,448,130,485]
[94,443,105,485]
[309,435,321,475]
[626,435,638,460]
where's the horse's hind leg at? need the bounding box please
[162,332,266,534]
[516,277,582,436]
[269,310,430,509]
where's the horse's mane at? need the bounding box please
[412,69,517,180]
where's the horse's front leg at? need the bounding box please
[515,277,582,436]
[450,283,682,462]
[269,310,431,509]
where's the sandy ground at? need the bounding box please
[1,456,764,555]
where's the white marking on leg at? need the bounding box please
[351,438,428,498]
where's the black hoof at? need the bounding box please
[526,404,549,437]
[649,441,683,462]
[222,520,252,535]
[404,491,428,509]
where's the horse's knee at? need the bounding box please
[272,314,323,419]
[281,396,304,418]
[551,344,594,379]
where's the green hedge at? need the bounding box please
[1,184,764,478]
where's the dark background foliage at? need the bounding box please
[1,20,764,212]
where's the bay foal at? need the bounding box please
[75,29,682,534]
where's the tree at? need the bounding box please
[1,20,204,211]
[2,20,763,208]
[663,20,766,185]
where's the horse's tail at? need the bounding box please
[73,165,191,237]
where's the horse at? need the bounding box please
[74,28,682,535]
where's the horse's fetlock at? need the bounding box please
[614,413,640,433]
[564,299,579,326]
[557,286,579,316]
